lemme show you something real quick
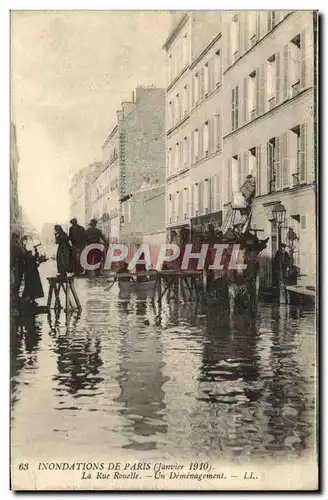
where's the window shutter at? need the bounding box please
[208,57,214,93]
[231,87,235,131]
[256,146,262,196]
[275,137,281,191]
[208,118,214,154]
[226,21,232,68]
[243,76,248,124]
[282,132,290,189]
[235,86,239,128]
[283,44,290,101]
[259,63,266,115]
[275,52,281,104]
[179,139,183,167]
[205,179,211,213]
[179,190,183,221]
[259,145,267,195]
[300,29,307,89]
[210,176,215,212]
[255,68,260,116]
[256,12,261,40]
[190,185,194,217]
[217,175,221,211]
[191,75,195,108]
[300,123,307,183]
[198,182,203,215]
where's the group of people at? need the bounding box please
[55,218,108,277]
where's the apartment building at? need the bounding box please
[222,10,317,287]
[90,165,110,239]
[69,162,103,228]
[164,10,317,287]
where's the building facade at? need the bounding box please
[164,10,317,287]
[222,10,316,287]
[101,87,166,244]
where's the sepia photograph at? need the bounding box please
[10,9,318,491]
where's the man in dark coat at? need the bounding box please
[85,219,108,276]
[69,218,87,277]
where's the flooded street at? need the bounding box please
[11,262,316,463]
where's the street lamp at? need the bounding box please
[272,202,287,304]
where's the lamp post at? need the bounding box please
[272,202,287,304]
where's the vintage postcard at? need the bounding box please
[10,10,318,491]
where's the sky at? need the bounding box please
[11,10,171,231]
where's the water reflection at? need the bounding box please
[49,312,104,404]
[11,313,42,411]
[114,295,168,451]
[10,271,316,460]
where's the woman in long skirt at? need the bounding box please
[54,225,73,276]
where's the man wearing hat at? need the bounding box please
[69,218,87,277]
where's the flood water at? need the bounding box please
[11,262,316,462]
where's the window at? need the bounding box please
[214,50,221,85]
[183,85,189,116]
[183,137,188,166]
[231,15,239,61]
[248,71,257,120]
[203,122,209,155]
[267,55,276,108]
[290,34,301,95]
[268,138,277,192]
[193,129,199,161]
[231,86,239,131]
[249,147,256,176]
[175,142,180,170]
[215,114,221,150]
[204,63,209,95]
